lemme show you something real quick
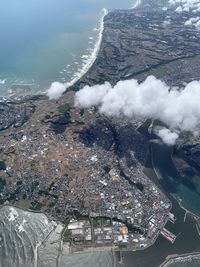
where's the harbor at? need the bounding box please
[116,123,200,267]
[160,228,177,244]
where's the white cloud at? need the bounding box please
[46,82,66,100]
[175,6,183,12]
[183,6,190,11]
[195,19,200,28]
[163,19,171,26]
[184,16,200,29]
[169,0,200,12]
[185,19,193,25]
[168,0,200,29]
[75,76,200,145]
[168,0,176,5]
[75,82,110,108]
[154,127,179,145]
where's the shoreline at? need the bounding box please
[66,0,142,90]
[0,0,142,103]
[0,8,108,102]
[65,8,108,90]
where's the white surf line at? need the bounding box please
[65,8,108,89]
[0,79,6,85]
[66,0,141,89]
[131,0,142,9]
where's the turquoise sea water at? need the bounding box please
[0,0,135,97]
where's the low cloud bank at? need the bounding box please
[46,82,66,100]
[75,75,200,145]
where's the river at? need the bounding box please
[117,123,200,267]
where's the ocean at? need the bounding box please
[0,0,135,98]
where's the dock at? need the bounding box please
[168,212,176,224]
[160,228,177,244]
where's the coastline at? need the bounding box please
[0,0,142,103]
[66,0,142,90]
[0,8,108,102]
[0,8,108,103]
[65,8,108,89]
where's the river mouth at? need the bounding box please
[149,122,200,218]
[138,119,200,218]
[117,120,200,267]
